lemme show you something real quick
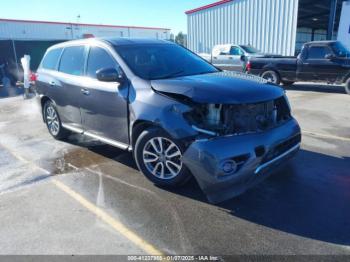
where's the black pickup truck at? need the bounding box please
[247,41,350,94]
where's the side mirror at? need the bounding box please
[325,54,335,60]
[240,55,246,62]
[96,68,124,83]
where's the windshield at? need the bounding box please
[331,42,350,57]
[114,43,218,80]
[240,45,261,54]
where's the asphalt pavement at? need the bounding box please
[0,83,349,256]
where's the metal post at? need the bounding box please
[327,0,338,40]
[11,39,20,82]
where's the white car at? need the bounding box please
[199,44,267,72]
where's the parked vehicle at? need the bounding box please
[199,44,268,72]
[247,41,350,94]
[35,38,301,203]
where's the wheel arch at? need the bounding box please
[40,96,53,122]
[131,120,160,149]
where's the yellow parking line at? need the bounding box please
[0,142,163,255]
[302,130,350,142]
[52,179,163,256]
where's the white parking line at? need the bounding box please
[302,130,350,143]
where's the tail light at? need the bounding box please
[246,61,252,72]
[29,72,37,83]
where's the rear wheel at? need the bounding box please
[261,70,281,85]
[345,78,350,95]
[43,101,69,140]
[134,128,191,187]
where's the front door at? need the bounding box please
[80,45,129,145]
[213,46,244,72]
[298,45,343,82]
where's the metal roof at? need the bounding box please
[102,37,172,46]
[0,18,170,31]
[185,0,233,14]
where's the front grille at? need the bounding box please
[221,96,291,135]
[185,96,292,136]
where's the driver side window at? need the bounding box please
[230,47,243,56]
[87,46,118,79]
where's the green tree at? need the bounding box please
[175,32,186,46]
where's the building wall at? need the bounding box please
[0,19,170,40]
[295,28,327,54]
[187,0,299,56]
[337,1,350,51]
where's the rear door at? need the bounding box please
[79,45,129,145]
[52,45,87,131]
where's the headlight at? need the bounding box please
[184,104,224,136]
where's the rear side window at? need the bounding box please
[41,48,62,70]
[87,46,118,78]
[307,46,332,59]
[59,46,85,76]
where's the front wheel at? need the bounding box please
[134,128,191,187]
[261,70,281,85]
[345,78,350,95]
[43,101,69,140]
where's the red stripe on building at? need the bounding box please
[185,0,234,14]
[185,0,233,14]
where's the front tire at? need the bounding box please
[345,78,350,95]
[134,128,191,187]
[43,101,69,140]
[261,70,281,85]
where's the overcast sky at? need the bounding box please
[1,0,215,34]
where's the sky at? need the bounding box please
[1,0,215,34]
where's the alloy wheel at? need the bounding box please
[45,105,60,136]
[142,137,183,180]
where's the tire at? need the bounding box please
[134,127,191,187]
[282,81,295,86]
[43,101,69,140]
[345,78,350,95]
[261,70,281,85]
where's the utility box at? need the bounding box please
[338,1,350,51]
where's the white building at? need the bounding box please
[337,1,350,50]
[0,18,170,71]
[0,18,170,40]
[186,0,347,56]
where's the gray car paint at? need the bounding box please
[36,38,301,203]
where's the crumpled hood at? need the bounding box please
[151,71,284,104]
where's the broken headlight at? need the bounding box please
[184,98,291,136]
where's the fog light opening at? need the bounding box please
[220,160,238,175]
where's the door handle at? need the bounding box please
[81,88,90,95]
[228,57,233,59]
[49,81,56,86]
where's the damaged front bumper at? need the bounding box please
[182,118,301,203]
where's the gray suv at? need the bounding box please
[36,38,301,203]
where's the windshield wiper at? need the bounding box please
[153,70,185,80]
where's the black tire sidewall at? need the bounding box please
[134,127,191,187]
[262,70,281,85]
[345,79,350,95]
[43,101,67,139]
